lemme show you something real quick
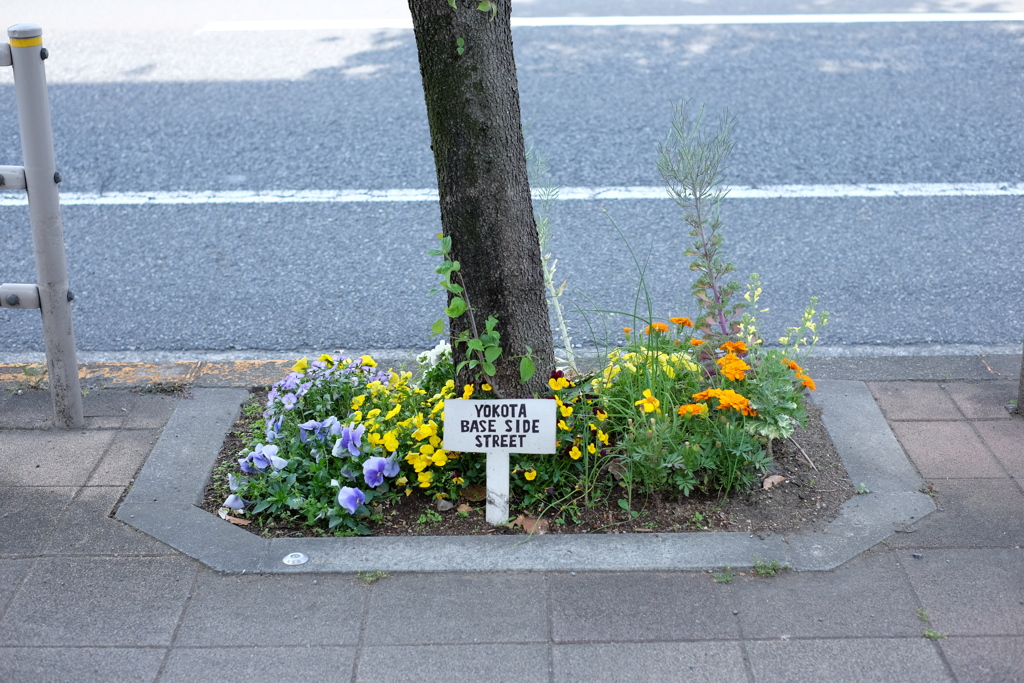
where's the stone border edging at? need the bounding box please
[115,380,935,573]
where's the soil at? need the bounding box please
[201,390,856,539]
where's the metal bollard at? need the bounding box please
[6,23,83,428]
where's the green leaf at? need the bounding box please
[482,361,496,376]
[441,235,452,253]
[466,338,485,352]
[431,318,445,336]
[448,0,456,7]
[484,345,501,362]
[520,354,536,382]
[428,248,443,256]
[445,297,467,318]
[442,281,463,294]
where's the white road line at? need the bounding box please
[1,183,1023,207]
[199,13,1024,32]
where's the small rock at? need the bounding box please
[435,498,455,512]
[912,553,923,559]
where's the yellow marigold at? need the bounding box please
[524,469,537,481]
[678,403,709,417]
[634,389,661,413]
[719,340,748,354]
[670,317,694,327]
[717,353,750,381]
[462,384,474,399]
[645,322,669,334]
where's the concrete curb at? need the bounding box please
[115,380,935,573]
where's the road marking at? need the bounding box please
[2,183,1023,207]
[199,13,1024,32]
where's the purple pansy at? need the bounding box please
[281,393,297,410]
[248,444,287,471]
[337,486,365,515]
[362,455,401,487]
[223,494,247,509]
[332,423,365,457]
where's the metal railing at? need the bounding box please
[1,23,83,428]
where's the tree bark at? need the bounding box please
[408,0,554,398]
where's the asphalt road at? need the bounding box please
[1,1,1023,359]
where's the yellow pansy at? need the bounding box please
[557,419,570,432]
[588,443,597,454]
[431,449,448,467]
[360,355,377,367]
[383,431,399,452]
[292,357,309,373]
[524,469,537,481]
[560,404,573,418]
[385,404,402,420]
[597,429,610,446]
[634,389,661,413]
[569,445,582,460]
[317,353,334,366]
[417,471,433,487]
[462,384,474,399]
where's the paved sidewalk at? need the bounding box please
[0,355,1022,682]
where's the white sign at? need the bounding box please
[443,398,557,526]
[443,399,556,454]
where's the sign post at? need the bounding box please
[443,398,556,525]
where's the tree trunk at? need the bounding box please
[408,0,554,398]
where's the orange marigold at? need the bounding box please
[690,388,757,416]
[781,357,803,373]
[719,340,748,354]
[716,353,750,381]
[670,316,693,327]
[689,339,705,346]
[797,372,816,391]
[645,322,669,334]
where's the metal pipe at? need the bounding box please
[8,23,83,429]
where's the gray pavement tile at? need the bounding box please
[890,422,1007,480]
[943,381,1017,420]
[0,487,76,556]
[86,428,162,486]
[733,552,922,639]
[0,430,116,486]
[43,486,172,556]
[363,572,548,645]
[161,646,355,681]
[868,381,963,421]
[902,549,1024,637]
[974,420,1024,480]
[0,390,52,428]
[746,638,953,682]
[940,636,1024,683]
[81,390,139,417]
[175,572,365,647]
[0,556,198,646]
[84,416,129,429]
[0,560,31,612]
[0,646,166,683]
[552,641,748,683]
[883,479,1024,549]
[123,393,179,429]
[548,571,739,642]
[356,644,548,683]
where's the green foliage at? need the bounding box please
[357,570,390,584]
[753,555,788,577]
[713,566,735,583]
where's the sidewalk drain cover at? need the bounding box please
[282,552,309,566]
